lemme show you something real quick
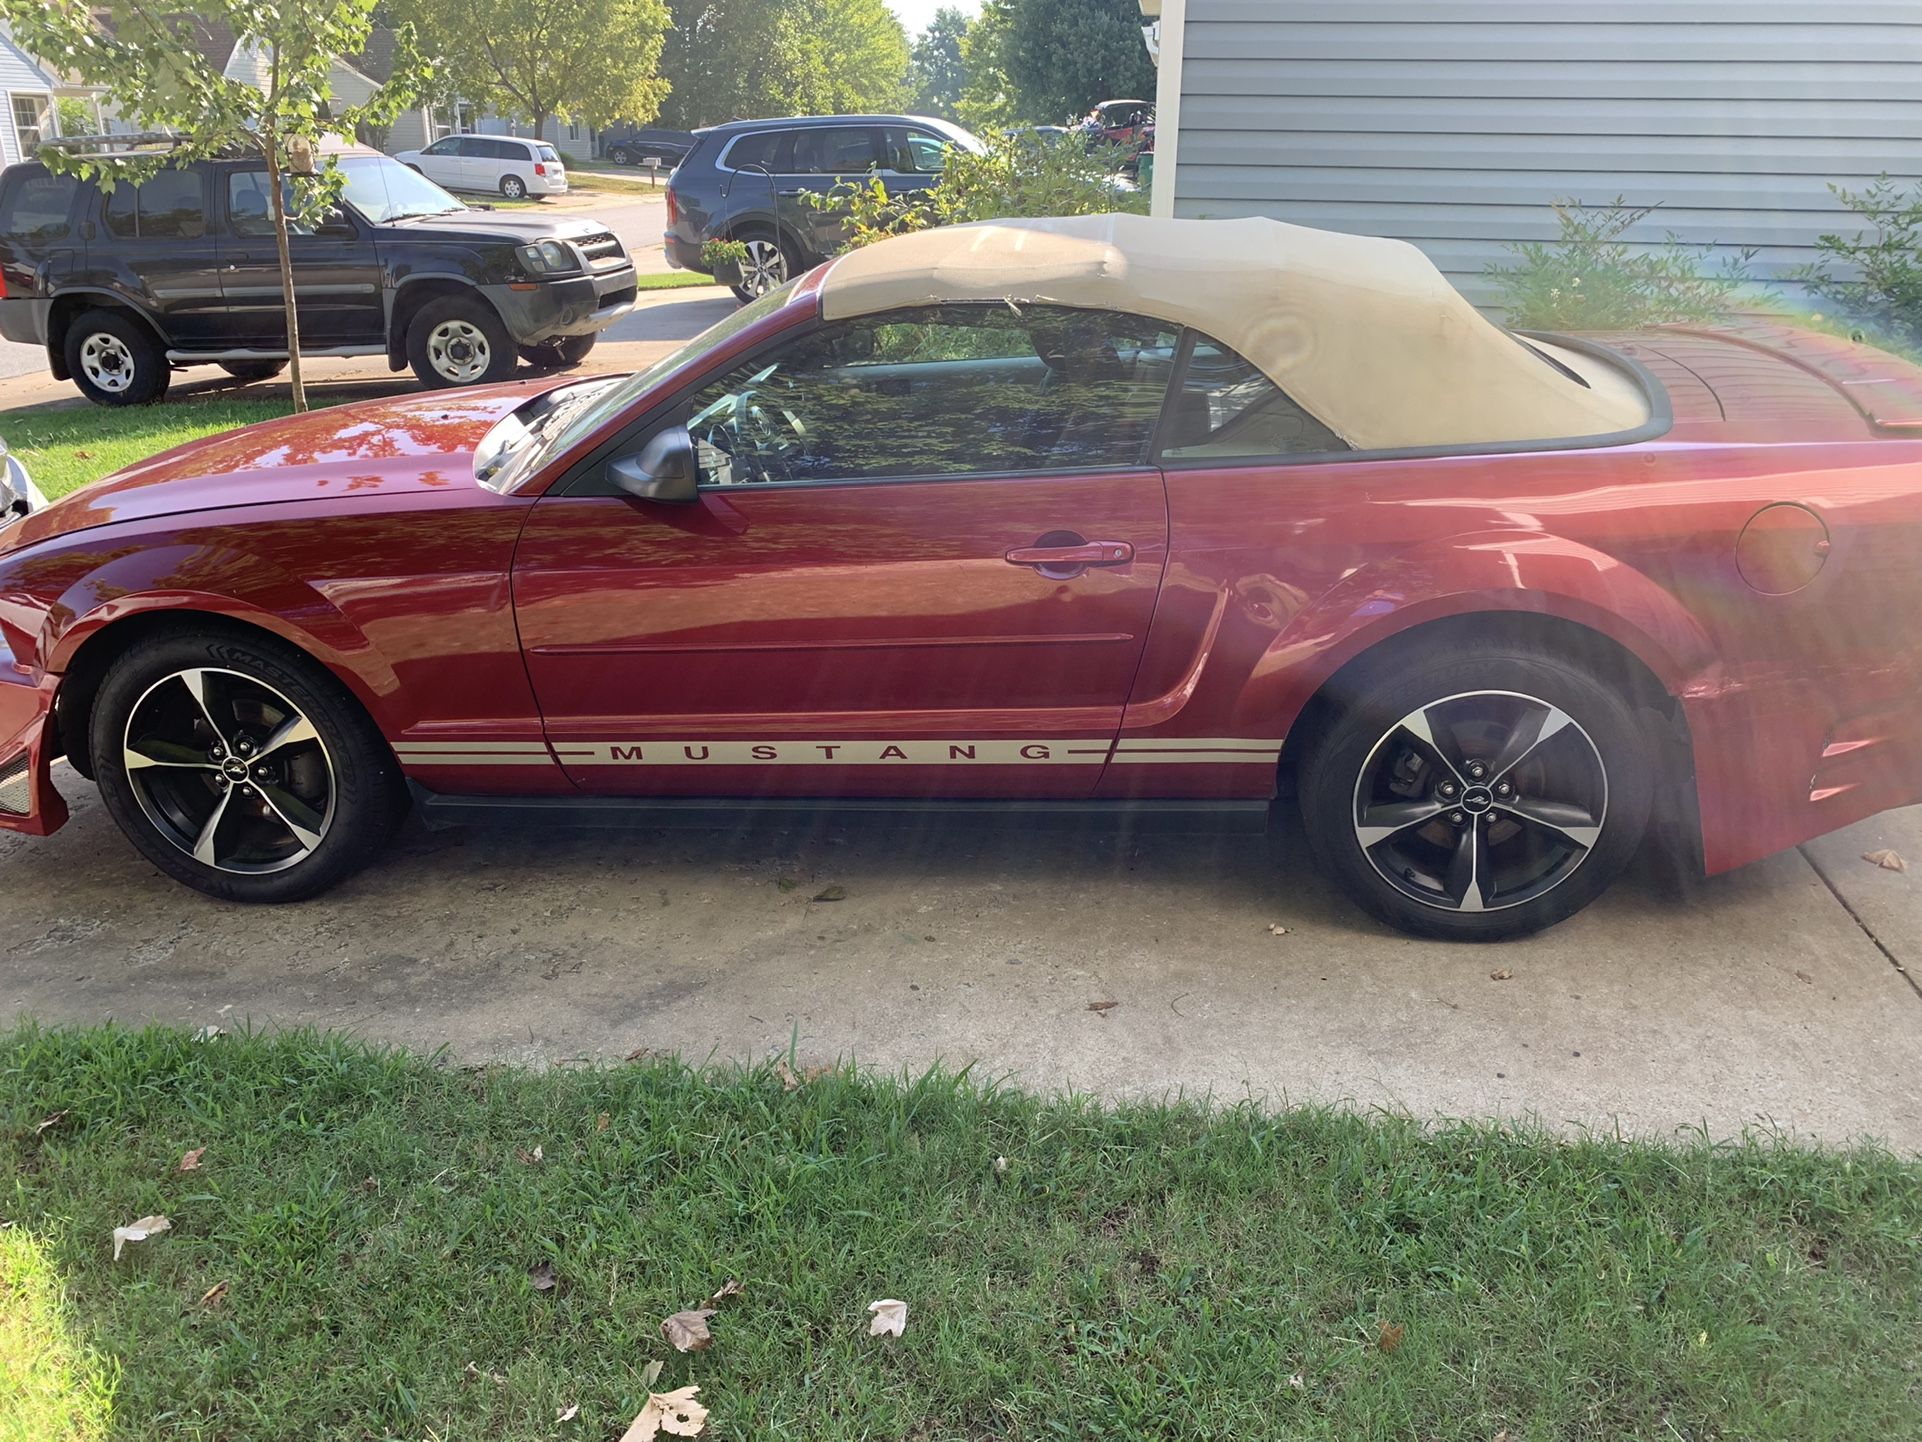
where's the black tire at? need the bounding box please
[501,174,528,200]
[405,294,517,389]
[608,146,632,166]
[64,309,169,406]
[218,360,286,383]
[1298,644,1653,941]
[728,228,801,303]
[517,334,598,370]
[90,627,406,903]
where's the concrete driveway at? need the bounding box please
[5,772,1920,1152]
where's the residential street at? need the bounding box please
[5,774,1920,1151]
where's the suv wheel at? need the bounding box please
[90,628,406,902]
[730,231,798,302]
[501,174,528,200]
[1298,645,1653,941]
[609,146,632,166]
[406,295,517,388]
[518,334,597,370]
[66,309,169,406]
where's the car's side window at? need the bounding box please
[422,138,455,156]
[723,130,790,172]
[101,171,207,242]
[790,126,878,175]
[225,171,319,239]
[883,128,952,174]
[1159,334,1348,460]
[681,304,1179,487]
[0,171,77,243]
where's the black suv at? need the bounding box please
[662,114,982,301]
[0,141,638,405]
[598,125,697,170]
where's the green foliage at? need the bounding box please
[52,96,95,138]
[1793,175,1922,353]
[5,1022,1922,1437]
[656,0,908,130]
[812,129,1147,252]
[699,236,749,276]
[961,0,1154,128]
[390,0,669,137]
[0,0,428,409]
[907,5,970,118]
[1487,198,1754,330]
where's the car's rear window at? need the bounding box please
[538,146,561,163]
[0,170,78,244]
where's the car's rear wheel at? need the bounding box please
[1299,646,1652,941]
[90,628,406,903]
[518,334,598,370]
[609,146,632,166]
[66,309,169,407]
[406,295,517,388]
[729,229,799,303]
[218,360,286,383]
[501,174,528,200]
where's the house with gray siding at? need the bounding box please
[1139,0,1922,304]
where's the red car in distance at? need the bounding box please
[3,214,1920,940]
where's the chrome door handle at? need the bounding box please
[1004,539,1134,579]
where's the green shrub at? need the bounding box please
[1487,198,1753,330]
[1793,176,1922,352]
[810,131,1147,252]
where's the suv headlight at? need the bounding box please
[517,240,579,276]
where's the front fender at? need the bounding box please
[38,541,413,737]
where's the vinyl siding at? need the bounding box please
[1168,0,1922,303]
[0,26,55,169]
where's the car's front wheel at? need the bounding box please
[729,230,799,303]
[1299,645,1652,941]
[406,295,517,388]
[90,627,407,902]
[65,309,170,406]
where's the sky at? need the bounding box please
[886,0,981,39]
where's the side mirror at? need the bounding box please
[608,425,699,503]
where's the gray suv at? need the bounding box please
[662,114,982,301]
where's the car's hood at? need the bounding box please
[381,211,610,245]
[2,383,555,554]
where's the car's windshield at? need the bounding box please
[338,155,466,223]
[474,280,799,493]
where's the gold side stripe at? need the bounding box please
[1110,753,1278,765]
[393,741,550,753]
[1114,738,1281,752]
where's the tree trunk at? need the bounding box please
[263,137,308,414]
[531,114,549,150]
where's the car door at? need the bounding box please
[779,125,882,259]
[98,170,228,347]
[216,167,386,349]
[412,137,464,189]
[510,302,1182,799]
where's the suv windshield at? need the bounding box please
[476,281,798,492]
[338,156,466,223]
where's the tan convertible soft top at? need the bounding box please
[817,213,1651,453]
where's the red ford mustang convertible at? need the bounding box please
[3,214,1919,939]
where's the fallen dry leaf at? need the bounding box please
[198,1279,229,1307]
[178,1146,206,1172]
[71,449,93,459]
[1795,970,1815,986]
[1489,969,1513,982]
[625,1046,653,1062]
[812,884,847,902]
[641,1360,664,1389]
[993,1155,1009,1175]
[112,1214,171,1261]
[528,1260,559,1292]
[32,1109,69,1137]
[464,1361,507,1386]
[1377,1321,1405,1354]
[556,1403,580,1422]
[191,1025,226,1043]
[596,1113,611,1133]
[1086,1000,1119,1014]
[1287,1372,1305,1390]
[1267,922,1289,936]
[774,1058,802,1092]
[661,1307,718,1352]
[868,1298,908,1337]
[619,1385,708,1440]
[1863,849,1908,872]
[516,1144,545,1165]
[708,1279,744,1304]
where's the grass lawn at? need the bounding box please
[3,1026,1918,1441]
[1,398,340,503]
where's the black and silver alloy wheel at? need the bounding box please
[122,667,334,874]
[92,628,407,902]
[1352,690,1606,914]
[732,237,792,301]
[1300,646,1652,941]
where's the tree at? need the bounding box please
[963,0,1153,127]
[655,0,907,130]
[392,0,669,140]
[1,0,425,411]
[907,5,970,118]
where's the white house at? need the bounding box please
[0,21,110,168]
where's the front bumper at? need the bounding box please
[0,640,67,838]
[483,265,639,342]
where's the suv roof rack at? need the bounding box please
[37,132,191,160]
